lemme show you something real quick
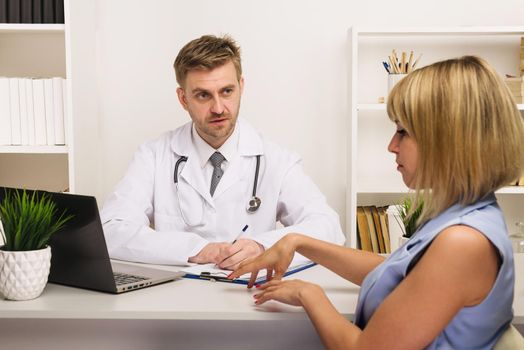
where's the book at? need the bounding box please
[363,206,379,253]
[7,0,20,23]
[9,78,21,145]
[370,206,385,253]
[52,77,65,145]
[32,0,42,23]
[18,78,29,145]
[378,206,391,254]
[0,0,7,22]
[0,77,11,145]
[42,0,53,23]
[20,0,31,23]
[43,78,55,145]
[32,78,47,145]
[25,78,36,145]
[62,77,67,144]
[356,206,372,252]
[182,258,316,285]
[54,0,63,23]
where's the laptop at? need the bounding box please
[0,187,184,294]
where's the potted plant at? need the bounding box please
[0,189,72,300]
[393,196,424,246]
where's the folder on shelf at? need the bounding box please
[19,78,29,145]
[182,259,316,285]
[371,206,385,253]
[43,78,55,145]
[378,206,391,253]
[356,207,372,252]
[8,78,21,145]
[32,79,47,145]
[0,77,11,145]
[363,206,379,253]
[25,78,36,145]
[52,77,65,145]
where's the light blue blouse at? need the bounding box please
[354,193,514,349]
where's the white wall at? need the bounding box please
[93,0,524,230]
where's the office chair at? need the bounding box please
[494,324,524,350]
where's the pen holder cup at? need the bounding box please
[388,74,407,94]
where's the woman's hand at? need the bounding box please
[228,233,299,288]
[253,279,324,307]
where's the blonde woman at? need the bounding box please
[230,56,524,349]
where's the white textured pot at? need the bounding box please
[0,246,51,301]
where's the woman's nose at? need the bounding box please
[388,133,399,153]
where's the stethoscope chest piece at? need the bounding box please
[246,196,261,213]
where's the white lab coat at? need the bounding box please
[101,120,345,265]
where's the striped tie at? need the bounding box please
[209,151,226,196]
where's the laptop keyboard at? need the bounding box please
[113,272,148,286]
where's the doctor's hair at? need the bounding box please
[387,55,524,223]
[174,34,242,88]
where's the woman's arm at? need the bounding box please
[230,233,384,287]
[253,225,500,349]
[290,233,385,286]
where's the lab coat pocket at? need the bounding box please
[154,212,186,232]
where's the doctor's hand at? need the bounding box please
[228,233,298,288]
[217,239,265,271]
[188,242,233,265]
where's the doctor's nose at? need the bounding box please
[210,97,225,115]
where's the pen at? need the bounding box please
[382,61,390,73]
[232,224,249,244]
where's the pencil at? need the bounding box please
[412,53,423,70]
[407,51,414,73]
[401,52,406,73]
[388,55,398,74]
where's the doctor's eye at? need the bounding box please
[222,88,234,96]
[195,92,210,100]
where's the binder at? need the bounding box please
[182,260,316,285]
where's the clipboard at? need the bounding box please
[182,261,316,285]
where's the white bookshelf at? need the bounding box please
[0,20,71,191]
[347,26,524,248]
[0,1,99,196]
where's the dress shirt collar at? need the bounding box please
[191,123,239,168]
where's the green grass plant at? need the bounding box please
[396,196,424,239]
[0,189,73,251]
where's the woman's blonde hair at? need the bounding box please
[387,56,524,223]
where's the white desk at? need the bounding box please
[0,255,522,350]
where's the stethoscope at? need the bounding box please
[174,154,262,214]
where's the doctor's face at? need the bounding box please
[176,61,244,149]
[388,121,418,189]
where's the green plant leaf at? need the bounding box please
[0,189,74,251]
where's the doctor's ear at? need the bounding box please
[176,87,189,111]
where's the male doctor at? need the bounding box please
[101,34,345,270]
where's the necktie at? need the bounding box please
[209,151,226,196]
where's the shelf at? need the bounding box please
[0,23,65,34]
[348,26,524,249]
[496,187,524,194]
[355,26,524,36]
[356,186,524,194]
[358,104,524,111]
[0,146,69,154]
